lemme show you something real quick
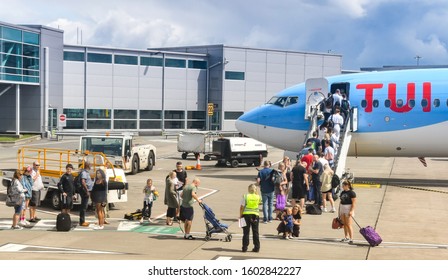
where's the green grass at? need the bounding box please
[0,134,37,142]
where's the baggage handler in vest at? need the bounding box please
[180,177,202,240]
[240,184,261,253]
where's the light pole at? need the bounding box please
[414,55,422,66]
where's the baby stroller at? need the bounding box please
[200,203,232,242]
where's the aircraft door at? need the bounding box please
[305,78,328,119]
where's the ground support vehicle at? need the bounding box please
[212,137,268,168]
[1,147,128,210]
[177,131,220,161]
[80,134,156,175]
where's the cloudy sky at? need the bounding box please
[2,0,448,69]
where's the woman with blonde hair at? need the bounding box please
[320,164,335,213]
[240,184,261,252]
[91,169,107,229]
[339,181,356,244]
[10,170,26,229]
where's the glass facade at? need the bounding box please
[87,53,112,63]
[0,25,40,84]
[140,56,163,66]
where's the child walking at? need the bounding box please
[140,178,158,224]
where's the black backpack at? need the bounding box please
[341,99,349,111]
[331,174,340,189]
[73,170,85,194]
[325,96,334,108]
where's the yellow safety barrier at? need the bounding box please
[17,147,120,180]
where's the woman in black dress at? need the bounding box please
[91,169,107,230]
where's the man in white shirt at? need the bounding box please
[29,161,44,222]
[324,140,335,168]
[329,108,344,138]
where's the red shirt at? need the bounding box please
[301,154,313,171]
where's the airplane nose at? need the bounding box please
[235,111,259,139]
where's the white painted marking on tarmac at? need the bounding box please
[117,221,140,231]
[0,243,124,254]
[12,140,79,147]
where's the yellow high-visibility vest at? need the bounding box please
[243,193,260,216]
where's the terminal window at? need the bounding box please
[64,51,85,62]
[87,53,112,64]
[225,71,245,80]
[188,60,207,69]
[140,56,163,67]
[115,55,138,65]
[165,58,186,68]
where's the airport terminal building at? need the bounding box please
[0,20,342,135]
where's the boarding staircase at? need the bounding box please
[303,103,356,181]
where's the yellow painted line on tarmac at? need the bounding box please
[353,183,381,188]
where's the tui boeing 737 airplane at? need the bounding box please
[235,68,448,172]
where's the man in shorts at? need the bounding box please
[29,161,44,222]
[180,177,202,240]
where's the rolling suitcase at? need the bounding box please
[56,213,71,231]
[306,204,322,215]
[352,217,382,246]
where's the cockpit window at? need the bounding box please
[285,96,298,106]
[267,96,298,107]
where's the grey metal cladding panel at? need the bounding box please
[225,60,246,70]
[164,98,186,110]
[266,72,286,83]
[224,81,245,92]
[86,96,113,108]
[245,71,265,82]
[266,83,287,96]
[86,85,113,98]
[286,53,305,65]
[246,61,266,73]
[165,78,187,90]
[139,79,163,89]
[224,48,247,62]
[245,101,265,111]
[138,99,162,110]
[87,63,113,76]
[222,100,245,111]
[245,81,265,91]
[114,86,138,98]
[267,52,286,64]
[305,54,324,66]
[267,63,285,74]
[113,97,138,109]
[222,120,236,131]
[140,67,162,78]
[64,73,84,87]
[246,50,267,62]
[323,67,341,77]
[64,62,85,74]
[323,56,341,68]
[113,65,139,77]
[223,90,245,102]
[87,74,113,87]
[113,76,139,88]
[63,91,84,108]
[165,68,187,79]
[304,66,324,80]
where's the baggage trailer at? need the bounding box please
[177,131,220,161]
[1,147,128,210]
[212,137,268,168]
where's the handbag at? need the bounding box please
[332,217,344,229]
[6,194,22,207]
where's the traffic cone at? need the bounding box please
[195,155,202,170]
